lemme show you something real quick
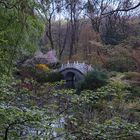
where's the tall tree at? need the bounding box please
[0,0,45,75]
[85,0,140,32]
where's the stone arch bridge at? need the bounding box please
[59,61,93,88]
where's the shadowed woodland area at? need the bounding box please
[0,0,140,140]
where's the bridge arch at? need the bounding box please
[59,68,85,88]
[59,62,93,88]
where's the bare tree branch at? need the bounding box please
[102,2,140,15]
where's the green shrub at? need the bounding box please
[123,72,140,80]
[77,69,109,91]
[90,118,140,140]
[106,56,136,72]
[36,71,63,83]
[80,90,109,105]
[45,71,64,83]
[127,86,140,98]
[20,65,63,83]
[35,71,48,83]
[122,72,140,98]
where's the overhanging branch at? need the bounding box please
[102,2,140,15]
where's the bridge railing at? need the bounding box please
[59,61,93,74]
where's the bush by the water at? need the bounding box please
[20,65,63,83]
[77,69,109,91]
[45,71,64,83]
[36,71,63,83]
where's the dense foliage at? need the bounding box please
[106,56,136,72]
[0,0,140,139]
[78,69,109,91]
[0,73,140,139]
[0,0,44,76]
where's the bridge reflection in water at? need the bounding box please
[65,72,76,88]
